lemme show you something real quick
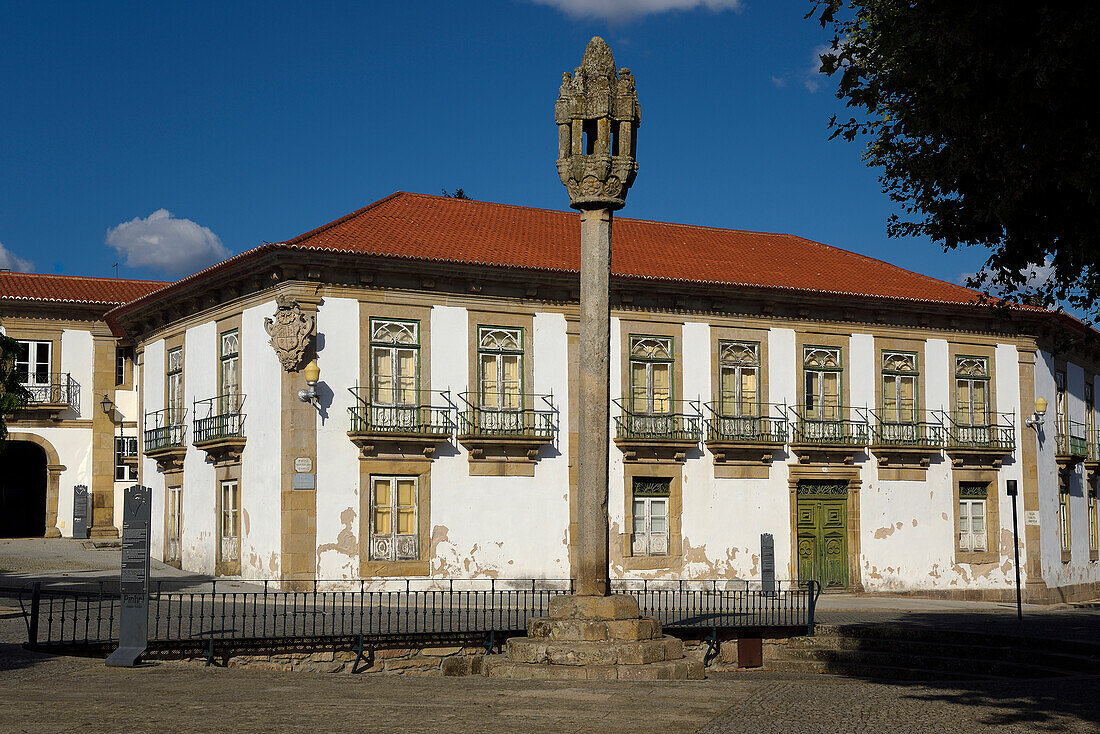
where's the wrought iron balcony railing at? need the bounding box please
[869,411,946,448]
[193,394,246,443]
[936,410,1016,452]
[457,392,556,440]
[1089,429,1100,462]
[144,407,187,452]
[788,406,870,446]
[347,388,453,436]
[614,398,702,442]
[704,402,787,444]
[1055,419,1089,458]
[20,373,80,412]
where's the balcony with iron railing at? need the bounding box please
[143,407,187,472]
[788,405,870,464]
[192,394,246,465]
[1087,429,1100,467]
[1055,418,1089,465]
[868,410,946,473]
[614,398,701,462]
[11,373,80,419]
[456,392,557,462]
[703,402,787,469]
[937,410,1015,467]
[347,387,454,459]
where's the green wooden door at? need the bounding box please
[796,485,849,589]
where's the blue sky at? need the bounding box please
[0,0,989,286]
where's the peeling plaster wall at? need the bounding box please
[425,306,571,580]
[315,297,361,580]
[240,300,281,579]
[142,342,166,557]
[181,322,217,574]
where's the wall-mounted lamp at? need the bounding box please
[1024,396,1047,432]
[100,394,115,418]
[297,360,321,405]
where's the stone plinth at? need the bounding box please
[484,594,703,680]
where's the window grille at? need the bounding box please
[719,341,758,417]
[631,477,670,556]
[220,480,239,562]
[370,476,418,561]
[958,483,988,553]
[166,486,182,563]
[630,336,673,415]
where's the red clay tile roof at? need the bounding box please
[277,192,983,305]
[0,271,168,307]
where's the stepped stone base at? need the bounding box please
[483,594,704,681]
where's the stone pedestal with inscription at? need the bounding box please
[483,594,703,680]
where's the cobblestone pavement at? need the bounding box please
[2,615,1098,734]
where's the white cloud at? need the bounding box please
[528,0,742,22]
[959,258,1056,291]
[106,209,229,276]
[802,44,833,93]
[0,242,34,273]
[771,76,787,88]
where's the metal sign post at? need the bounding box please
[72,485,89,540]
[760,533,776,596]
[1006,479,1023,621]
[106,484,151,667]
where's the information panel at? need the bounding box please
[105,484,151,668]
[760,532,776,595]
[72,485,89,540]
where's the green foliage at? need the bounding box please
[0,329,30,443]
[811,2,1100,322]
[441,188,470,200]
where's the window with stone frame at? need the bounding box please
[219,479,239,563]
[954,357,990,426]
[803,347,842,421]
[630,336,673,415]
[958,483,988,553]
[631,477,670,556]
[1088,485,1098,555]
[219,330,240,414]
[478,327,522,410]
[370,475,418,562]
[718,341,759,417]
[371,320,420,407]
[166,486,182,564]
[882,351,918,423]
[1059,483,1071,555]
[115,345,133,387]
[15,340,51,386]
[114,436,137,481]
[1056,370,1068,438]
[166,347,184,425]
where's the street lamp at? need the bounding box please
[100,394,115,417]
[297,360,321,404]
[1024,397,1047,432]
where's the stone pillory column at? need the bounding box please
[558,35,639,598]
[485,37,702,680]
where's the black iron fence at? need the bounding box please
[19,578,819,654]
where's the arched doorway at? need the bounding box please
[0,440,48,537]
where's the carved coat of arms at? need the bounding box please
[264,295,314,371]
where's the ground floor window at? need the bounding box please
[220,480,239,562]
[958,483,988,553]
[1088,488,1098,555]
[1059,487,1071,555]
[631,478,670,556]
[370,476,418,561]
[114,436,137,481]
[166,486,182,563]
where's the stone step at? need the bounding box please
[783,634,1099,674]
[506,635,683,666]
[527,616,662,642]
[772,646,1067,679]
[484,656,704,681]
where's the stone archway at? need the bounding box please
[4,432,65,538]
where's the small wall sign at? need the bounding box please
[1024,511,1040,526]
[294,457,313,473]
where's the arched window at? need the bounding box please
[630,336,673,414]
[803,347,841,420]
[478,327,523,410]
[371,320,419,406]
[719,341,759,417]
